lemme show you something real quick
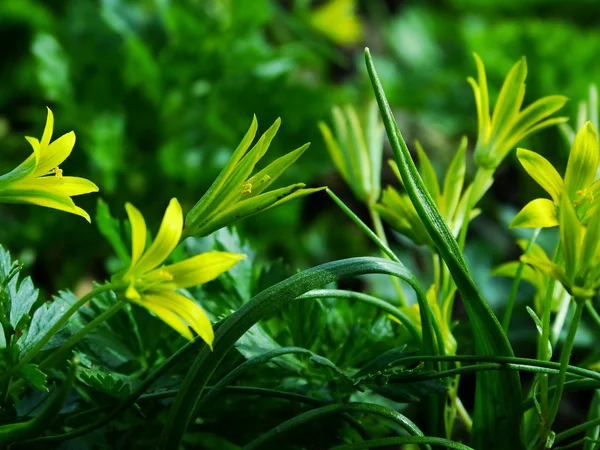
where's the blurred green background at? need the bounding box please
[0,0,596,302]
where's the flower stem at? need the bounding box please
[39,299,127,370]
[502,228,540,333]
[545,298,585,443]
[368,205,407,306]
[3,283,115,383]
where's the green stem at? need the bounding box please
[522,379,600,411]
[241,402,428,450]
[2,284,115,383]
[502,228,540,333]
[585,302,600,331]
[546,298,585,437]
[39,299,127,370]
[327,190,400,264]
[538,245,562,432]
[368,205,407,305]
[298,289,420,342]
[555,416,600,443]
[330,436,473,450]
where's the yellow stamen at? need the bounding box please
[241,182,252,195]
[52,167,63,178]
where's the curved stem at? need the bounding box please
[298,289,420,342]
[3,284,115,383]
[159,257,439,449]
[241,402,428,450]
[387,354,600,383]
[330,436,473,450]
[502,228,540,333]
[195,347,313,412]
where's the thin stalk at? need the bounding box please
[40,299,127,370]
[2,284,116,383]
[522,380,600,411]
[330,436,474,450]
[546,298,585,437]
[502,228,541,333]
[368,205,407,305]
[298,289,420,342]
[241,402,428,450]
[327,190,400,264]
[538,245,562,431]
[585,302,600,331]
[555,416,600,443]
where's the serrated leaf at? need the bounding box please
[19,364,48,392]
[9,276,38,329]
[77,369,132,399]
[18,295,74,355]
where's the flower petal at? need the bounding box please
[164,252,246,288]
[125,202,147,269]
[0,188,91,222]
[40,107,54,149]
[13,176,99,196]
[510,198,558,228]
[145,291,214,347]
[136,297,193,341]
[564,121,599,200]
[516,149,563,203]
[135,198,183,274]
[34,131,76,176]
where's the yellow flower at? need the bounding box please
[115,198,245,346]
[0,108,98,222]
[510,121,599,229]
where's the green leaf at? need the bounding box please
[96,198,129,265]
[77,368,132,399]
[18,364,48,392]
[415,141,440,203]
[564,122,599,200]
[18,295,74,355]
[510,198,559,229]
[8,275,38,329]
[365,48,524,449]
[516,149,563,204]
[526,306,551,356]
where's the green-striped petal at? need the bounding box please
[516,149,563,203]
[135,198,183,274]
[564,122,599,200]
[125,202,147,269]
[164,252,246,288]
[136,297,194,341]
[34,131,76,177]
[510,198,558,228]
